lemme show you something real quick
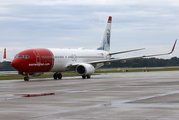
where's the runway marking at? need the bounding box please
[21,93,55,97]
[0,93,55,101]
[110,90,179,105]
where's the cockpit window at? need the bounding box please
[18,55,23,58]
[15,55,29,59]
[24,55,29,58]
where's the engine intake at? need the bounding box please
[76,63,95,76]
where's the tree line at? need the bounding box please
[1,57,179,71]
[102,57,179,68]
[0,62,15,71]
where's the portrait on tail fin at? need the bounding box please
[96,16,112,51]
[104,29,110,51]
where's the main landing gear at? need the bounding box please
[24,76,29,81]
[82,75,91,79]
[53,73,62,80]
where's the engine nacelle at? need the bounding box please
[76,63,95,76]
[29,72,44,77]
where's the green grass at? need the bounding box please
[0,67,179,80]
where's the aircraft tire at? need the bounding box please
[82,75,86,79]
[87,75,91,79]
[53,73,58,80]
[57,73,62,79]
[24,76,29,81]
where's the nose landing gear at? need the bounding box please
[24,76,29,81]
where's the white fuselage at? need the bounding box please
[49,48,109,72]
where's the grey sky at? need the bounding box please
[0,0,179,60]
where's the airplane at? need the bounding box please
[4,16,176,81]
[1,48,11,63]
[2,48,6,62]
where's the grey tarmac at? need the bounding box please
[1,71,179,120]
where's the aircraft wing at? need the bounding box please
[142,39,177,58]
[89,39,177,65]
[89,39,177,64]
[109,48,145,55]
[67,39,177,67]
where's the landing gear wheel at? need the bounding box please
[82,75,86,79]
[87,75,91,79]
[53,73,58,80]
[53,73,62,80]
[24,76,29,81]
[57,73,62,79]
[82,75,91,79]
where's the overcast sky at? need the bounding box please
[0,0,179,61]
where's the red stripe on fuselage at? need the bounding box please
[11,48,54,73]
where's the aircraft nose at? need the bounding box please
[11,58,23,71]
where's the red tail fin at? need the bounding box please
[3,48,6,59]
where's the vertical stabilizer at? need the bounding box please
[2,48,11,62]
[3,48,6,60]
[96,16,112,51]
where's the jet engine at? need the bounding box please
[76,63,95,76]
[29,73,44,77]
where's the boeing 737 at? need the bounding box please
[3,16,176,81]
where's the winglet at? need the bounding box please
[169,39,177,54]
